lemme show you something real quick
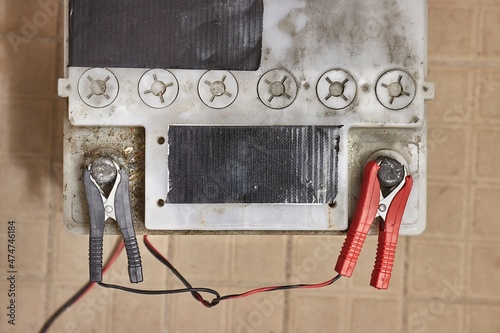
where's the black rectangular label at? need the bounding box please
[167,126,341,204]
[69,0,263,70]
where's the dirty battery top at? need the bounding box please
[59,0,433,234]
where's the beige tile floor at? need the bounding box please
[1,0,500,332]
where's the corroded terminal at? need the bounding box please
[377,156,405,188]
[90,157,117,186]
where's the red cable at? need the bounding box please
[218,276,339,300]
[103,240,125,273]
[143,235,211,307]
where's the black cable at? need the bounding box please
[38,282,93,333]
[97,282,220,298]
[143,236,210,306]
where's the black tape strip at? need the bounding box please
[69,0,263,70]
[167,126,341,204]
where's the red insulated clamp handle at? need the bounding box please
[370,175,413,289]
[335,161,381,277]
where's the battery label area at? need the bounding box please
[167,126,341,204]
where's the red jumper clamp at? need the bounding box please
[335,157,413,290]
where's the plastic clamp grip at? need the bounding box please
[335,161,381,277]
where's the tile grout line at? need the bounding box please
[463,39,486,302]
[462,72,479,307]
[164,235,176,330]
[402,236,411,332]
[404,295,500,306]
[471,3,481,67]
[428,59,500,69]
[281,235,293,333]
[476,5,486,65]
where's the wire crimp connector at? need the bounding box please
[83,157,143,283]
[335,157,413,290]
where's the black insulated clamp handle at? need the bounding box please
[89,237,104,282]
[84,167,106,282]
[124,236,143,283]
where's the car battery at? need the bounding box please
[58,0,434,235]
